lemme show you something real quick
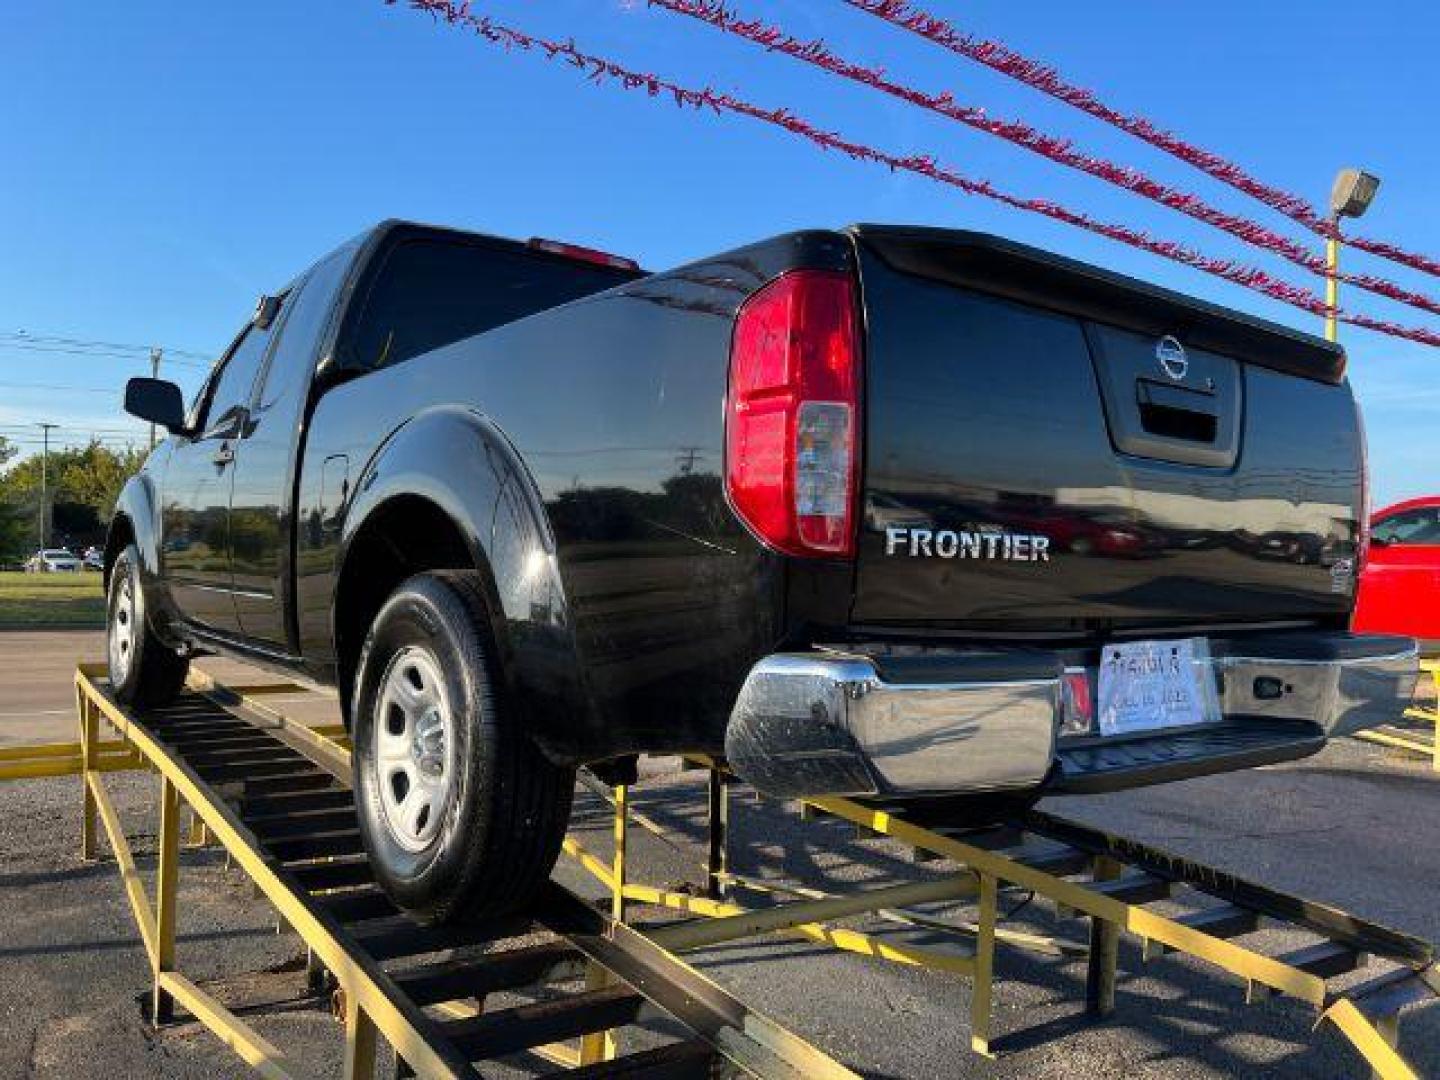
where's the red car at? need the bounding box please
[1354,496,1440,649]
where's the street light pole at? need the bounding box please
[1324,229,1340,344]
[1324,168,1382,345]
[37,422,57,550]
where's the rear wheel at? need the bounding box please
[352,571,574,924]
[106,544,189,707]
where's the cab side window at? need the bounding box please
[1373,507,1440,545]
[197,320,277,434]
[347,238,630,374]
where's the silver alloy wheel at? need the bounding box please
[109,572,136,687]
[373,645,456,853]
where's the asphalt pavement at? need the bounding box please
[1,631,1437,1077]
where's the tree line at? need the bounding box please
[0,435,147,562]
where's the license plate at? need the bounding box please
[1097,638,1221,737]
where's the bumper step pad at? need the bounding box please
[1055,718,1325,793]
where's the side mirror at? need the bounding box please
[124,377,187,434]
[1369,534,1390,548]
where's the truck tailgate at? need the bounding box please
[849,226,1362,631]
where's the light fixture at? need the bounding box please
[1329,168,1381,220]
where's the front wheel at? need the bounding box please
[352,571,574,925]
[106,544,189,707]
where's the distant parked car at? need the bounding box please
[25,548,83,573]
[82,546,104,571]
[1354,497,1440,650]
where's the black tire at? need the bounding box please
[352,571,574,925]
[106,544,189,707]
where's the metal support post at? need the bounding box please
[578,962,619,1064]
[79,690,97,860]
[153,776,181,1025]
[306,945,330,996]
[343,989,378,1079]
[1375,1011,1400,1060]
[187,809,209,848]
[580,780,631,1065]
[970,872,998,1057]
[612,783,629,923]
[1086,856,1122,1018]
[706,769,729,900]
[1429,665,1440,773]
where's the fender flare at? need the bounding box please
[334,406,596,761]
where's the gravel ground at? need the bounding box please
[1,666,1437,1077]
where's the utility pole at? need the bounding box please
[37,422,57,551]
[149,347,163,449]
[675,447,701,475]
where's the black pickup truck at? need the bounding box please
[108,220,1417,922]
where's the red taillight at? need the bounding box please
[725,269,860,558]
[1060,668,1094,736]
[527,237,640,271]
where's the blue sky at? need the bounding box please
[1,1,1436,504]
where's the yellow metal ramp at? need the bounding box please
[63,664,858,1080]
[2,663,1436,1077]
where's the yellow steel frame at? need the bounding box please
[69,663,476,1078]
[1358,659,1440,771]
[2,665,1430,1076]
[14,666,856,1080]
[563,756,1432,1078]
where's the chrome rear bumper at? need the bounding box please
[724,633,1418,800]
[724,652,1060,798]
[1216,643,1419,738]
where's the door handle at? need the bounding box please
[212,442,235,467]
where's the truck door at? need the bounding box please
[160,316,276,634]
[1356,504,1440,642]
[228,250,351,649]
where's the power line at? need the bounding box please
[0,429,147,439]
[0,343,210,370]
[1,331,214,362]
[0,424,144,432]
[0,381,123,395]
[1,437,144,447]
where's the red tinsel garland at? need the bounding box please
[650,0,1440,319]
[387,0,1440,348]
[848,0,1440,281]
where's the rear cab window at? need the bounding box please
[345,235,639,374]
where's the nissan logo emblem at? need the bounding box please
[1156,335,1188,381]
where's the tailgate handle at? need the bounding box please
[1135,379,1219,444]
